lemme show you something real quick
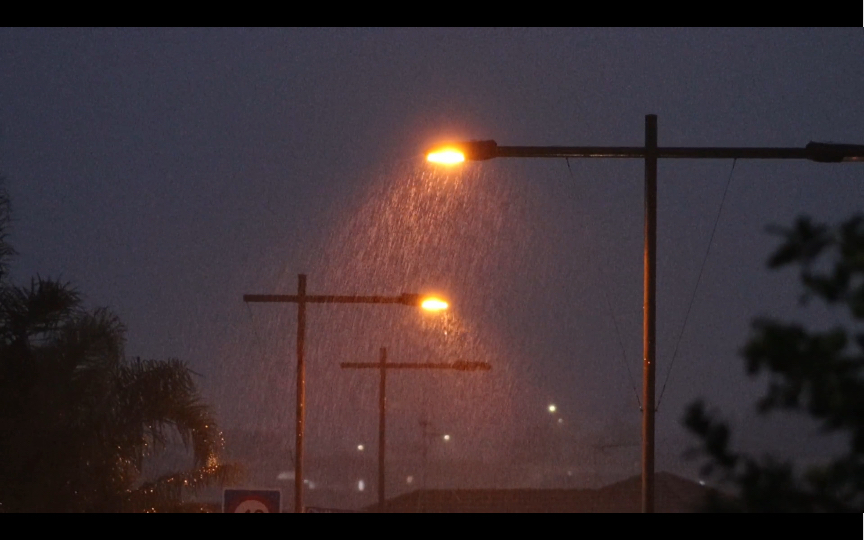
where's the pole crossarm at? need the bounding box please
[454,140,864,162]
[341,361,492,371]
[244,293,419,305]
[498,145,862,161]
[500,146,806,159]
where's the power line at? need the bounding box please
[656,159,737,411]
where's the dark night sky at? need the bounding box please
[1,28,863,506]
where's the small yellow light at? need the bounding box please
[427,148,465,165]
[548,404,557,413]
[421,298,449,311]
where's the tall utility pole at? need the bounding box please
[341,347,490,512]
[425,117,864,512]
[643,115,657,512]
[244,274,447,513]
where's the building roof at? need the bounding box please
[368,472,717,513]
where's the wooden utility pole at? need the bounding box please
[341,348,490,512]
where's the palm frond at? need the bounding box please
[124,462,243,513]
[0,277,82,345]
[0,279,229,512]
[108,358,222,469]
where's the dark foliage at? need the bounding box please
[685,215,864,512]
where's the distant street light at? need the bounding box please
[244,274,448,513]
[420,298,449,311]
[426,115,864,513]
[341,346,490,512]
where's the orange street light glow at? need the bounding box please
[426,148,465,165]
[421,298,449,311]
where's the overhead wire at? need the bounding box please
[656,159,737,411]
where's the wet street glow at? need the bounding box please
[426,148,465,165]
[421,298,449,311]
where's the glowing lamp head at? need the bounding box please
[426,148,465,165]
[426,140,498,164]
[421,297,449,312]
[399,293,449,311]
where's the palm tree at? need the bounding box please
[0,182,236,512]
[0,277,237,512]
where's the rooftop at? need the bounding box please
[363,472,718,513]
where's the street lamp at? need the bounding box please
[425,115,864,513]
[244,274,449,513]
[341,346,490,512]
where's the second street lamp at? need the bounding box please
[426,115,864,513]
[244,274,448,513]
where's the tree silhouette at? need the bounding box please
[0,181,237,512]
[0,180,14,282]
[685,215,864,512]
